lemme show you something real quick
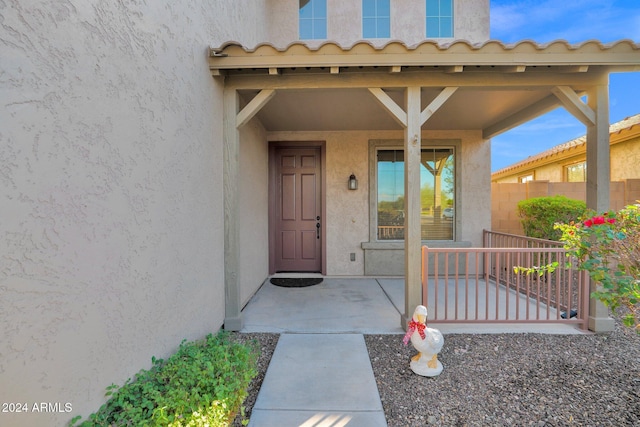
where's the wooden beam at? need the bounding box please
[235,89,276,128]
[557,65,589,73]
[585,85,610,213]
[368,87,408,127]
[483,94,563,139]
[223,88,243,331]
[445,65,464,73]
[505,65,527,73]
[404,86,422,330]
[552,86,596,126]
[585,84,615,333]
[225,70,608,91]
[420,87,458,125]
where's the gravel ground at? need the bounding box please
[233,315,639,427]
[230,333,280,427]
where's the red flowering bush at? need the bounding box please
[582,216,616,227]
[555,203,640,332]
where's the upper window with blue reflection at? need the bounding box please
[426,0,453,38]
[363,0,390,38]
[300,0,327,40]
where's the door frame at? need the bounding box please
[268,141,327,275]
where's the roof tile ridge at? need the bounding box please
[211,38,640,55]
[492,114,640,176]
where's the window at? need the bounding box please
[363,0,390,38]
[299,0,327,40]
[566,162,587,182]
[376,147,455,241]
[426,0,453,38]
[519,174,534,183]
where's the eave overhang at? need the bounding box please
[209,39,640,75]
[208,39,640,138]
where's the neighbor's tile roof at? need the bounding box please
[492,113,640,175]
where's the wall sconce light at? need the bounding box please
[348,174,358,190]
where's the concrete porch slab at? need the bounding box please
[241,278,404,334]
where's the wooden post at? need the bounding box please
[403,86,422,328]
[586,84,610,213]
[368,86,456,329]
[586,84,615,332]
[223,87,243,331]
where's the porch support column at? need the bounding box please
[223,87,243,331]
[403,86,422,328]
[223,88,276,331]
[222,87,275,331]
[586,84,615,332]
[369,86,457,328]
[585,84,610,213]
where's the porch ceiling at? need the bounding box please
[212,40,640,137]
[238,86,553,132]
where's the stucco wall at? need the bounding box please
[532,163,564,182]
[0,1,269,425]
[457,130,492,243]
[268,130,490,275]
[611,137,640,181]
[263,0,490,49]
[454,0,490,42]
[239,119,270,305]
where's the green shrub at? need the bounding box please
[517,195,587,241]
[516,203,640,332]
[70,331,259,427]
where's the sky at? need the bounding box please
[489,0,640,172]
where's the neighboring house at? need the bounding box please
[492,114,640,184]
[2,1,639,425]
[491,114,640,236]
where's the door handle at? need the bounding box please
[316,222,320,239]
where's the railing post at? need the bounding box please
[588,277,615,332]
[421,246,428,308]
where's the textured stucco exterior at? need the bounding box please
[7,0,632,421]
[264,0,490,48]
[610,137,640,181]
[1,1,268,425]
[239,119,270,305]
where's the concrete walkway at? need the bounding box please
[248,334,386,427]
[241,277,585,426]
[243,278,393,426]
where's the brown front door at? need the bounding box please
[273,147,322,272]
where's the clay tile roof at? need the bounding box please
[209,39,640,70]
[492,113,640,175]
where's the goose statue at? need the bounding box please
[403,305,444,377]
